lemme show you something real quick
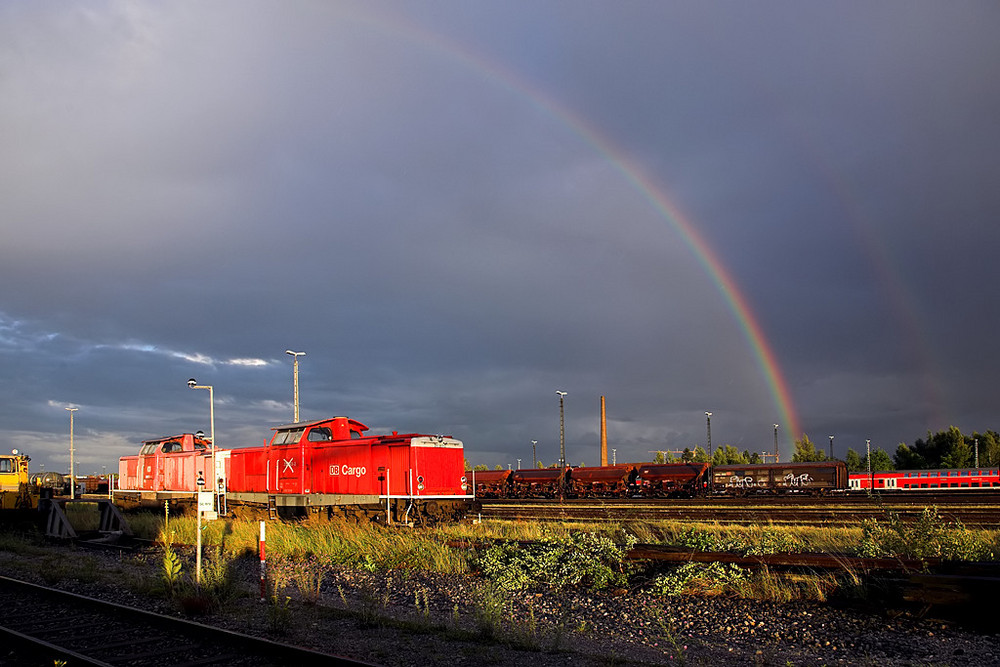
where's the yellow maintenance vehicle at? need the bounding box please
[0,450,37,510]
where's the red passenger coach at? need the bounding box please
[116,417,475,524]
[849,468,1000,491]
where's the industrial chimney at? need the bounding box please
[600,396,608,466]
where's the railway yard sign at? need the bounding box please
[197,491,213,513]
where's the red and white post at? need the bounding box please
[258,520,266,602]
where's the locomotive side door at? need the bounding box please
[274,445,300,494]
[389,444,411,497]
[139,443,157,491]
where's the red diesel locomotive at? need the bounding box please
[115,416,474,523]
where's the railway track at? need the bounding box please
[0,575,370,667]
[476,493,1000,527]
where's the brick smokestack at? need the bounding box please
[600,396,608,466]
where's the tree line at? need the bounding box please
[790,427,1000,473]
[465,427,1000,473]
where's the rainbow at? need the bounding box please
[351,7,802,449]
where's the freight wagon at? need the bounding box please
[712,461,847,495]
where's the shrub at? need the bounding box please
[649,562,749,596]
[672,526,802,555]
[474,532,636,592]
[856,506,996,561]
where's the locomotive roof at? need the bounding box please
[270,417,369,432]
[142,433,211,444]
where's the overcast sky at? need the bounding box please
[3,1,999,474]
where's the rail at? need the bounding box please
[0,575,373,666]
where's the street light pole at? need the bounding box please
[188,379,217,513]
[556,391,567,468]
[285,350,305,423]
[829,435,834,460]
[705,412,713,461]
[65,407,78,500]
[531,440,537,468]
[517,458,521,470]
[612,448,617,465]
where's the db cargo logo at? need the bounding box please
[329,465,366,478]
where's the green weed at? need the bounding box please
[267,595,292,635]
[649,562,749,596]
[857,506,996,561]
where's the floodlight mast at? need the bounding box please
[65,407,78,500]
[285,350,306,423]
[556,391,567,468]
[705,412,712,461]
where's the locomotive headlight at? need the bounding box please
[417,475,425,491]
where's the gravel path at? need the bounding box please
[1,545,997,666]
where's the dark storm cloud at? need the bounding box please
[1,2,998,472]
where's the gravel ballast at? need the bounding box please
[1,544,997,666]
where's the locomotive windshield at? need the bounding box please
[272,428,305,445]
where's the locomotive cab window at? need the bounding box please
[0,459,11,473]
[308,427,333,442]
